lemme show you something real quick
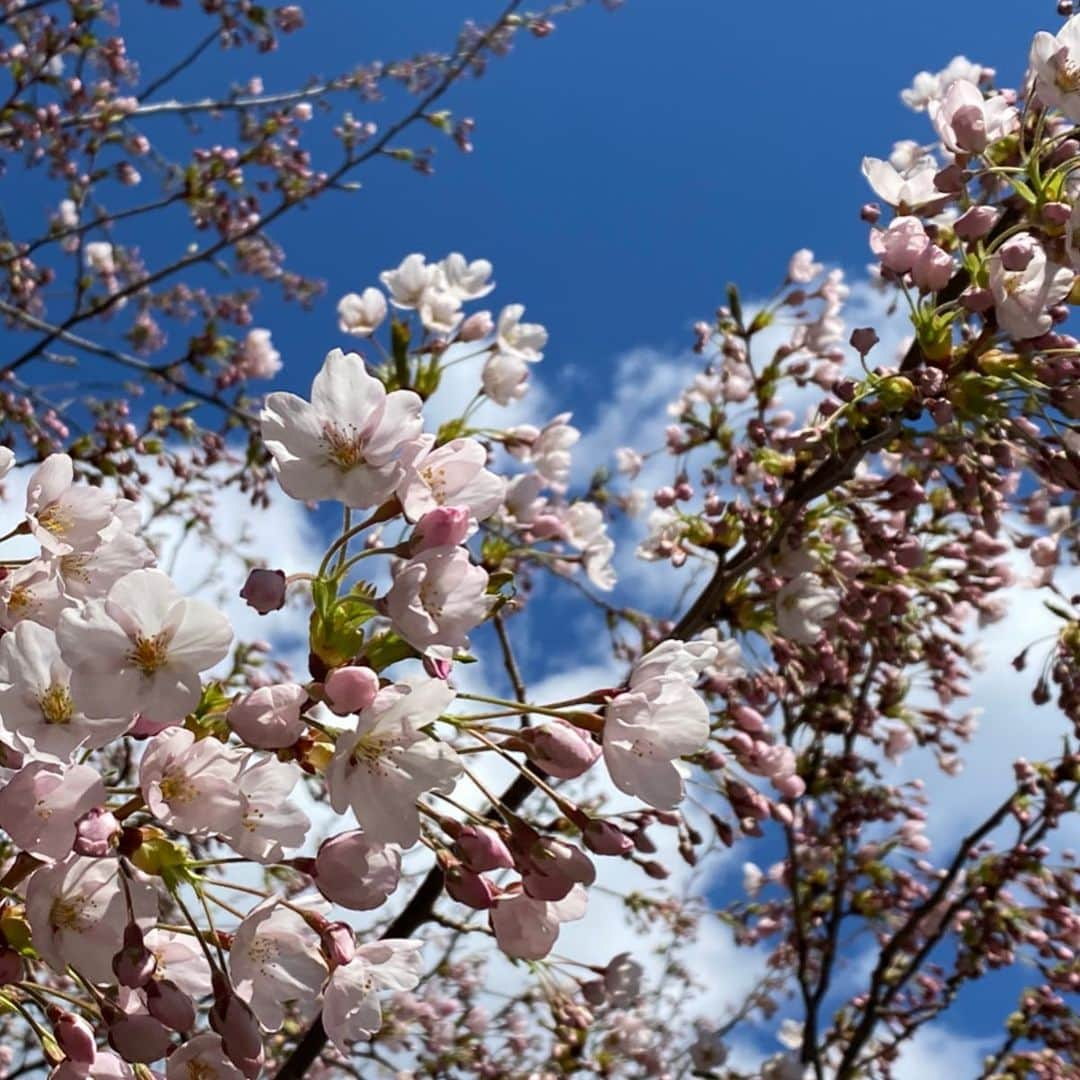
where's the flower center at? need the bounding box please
[7,585,32,617]
[418,581,444,619]
[350,733,391,767]
[36,503,73,537]
[60,553,91,583]
[1054,52,1080,93]
[49,896,90,933]
[159,769,197,805]
[129,633,169,676]
[186,1063,217,1080]
[38,683,73,726]
[420,464,449,504]
[322,423,368,472]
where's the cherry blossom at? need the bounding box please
[165,1035,245,1080]
[988,241,1074,340]
[261,348,423,507]
[337,287,388,336]
[602,670,710,810]
[322,939,424,1053]
[228,683,308,749]
[57,569,232,725]
[139,728,243,836]
[495,303,547,361]
[397,435,505,522]
[313,830,402,910]
[860,156,940,210]
[229,901,327,1030]
[25,454,115,556]
[0,762,105,859]
[1030,14,1080,121]
[489,884,588,960]
[384,545,491,656]
[326,679,461,846]
[439,253,495,300]
[0,620,131,760]
[26,856,157,983]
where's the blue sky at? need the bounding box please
[112,0,1045,424]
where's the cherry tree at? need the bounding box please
[0,2,1074,1080]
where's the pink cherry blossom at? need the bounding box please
[1030,15,1080,122]
[326,679,462,846]
[927,79,1016,155]
[439,253,495,301]
[322,939,424,1053]
[57,568,233,724]
[495,303,547,361]
[380,253,439,309]
[219,753,310,862]
[775,572,840,643]
[0,762,105,859]
[139,728,243,836]
[988,240,1074,340]
[337,287,387,336]
[324,666,380,715]
[229,901,327,1030]
[165,1034,245,1080]
[25,454,115,556]
[26,856,157,983]
[396,436,504,522]
[236,328,281,380]
[384,545,491,657]
[860,156,940,209]
[603,663,711,810]
[0,620,132,760]
[260,348,423,508]
[489,884,587,960]
[482,350,530,404]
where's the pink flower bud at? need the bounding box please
[520,837,596,902]
[912,244,953,292]
[52,1011,97,1065]
[209,980,264,1079]
[953,205,999,240]
[459,310,494,341]
[423,655,454,680]
[315,830,401,910]
[320,921,356,967]
[74,806,121,857]
[411,506,471,551]
[582,819,633,856]
[521,720,601,779]
[108,1013,172,1064]
[445,864,497,909]
[454,825,514,872]
[860,202,881,223]
[112,924,156,988]
[1031,536,1059,567]
[960,287,994,312]
[654,486,677,508]
[1044,201,1072,225]
[324,666,380,715]
[145,979,196,1033]
[999,235,1037,272]
[239,568,287,615]
[849,327,879,357]
[228,682,308,748]
[949,104,987,153]
[0,947,23,985]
